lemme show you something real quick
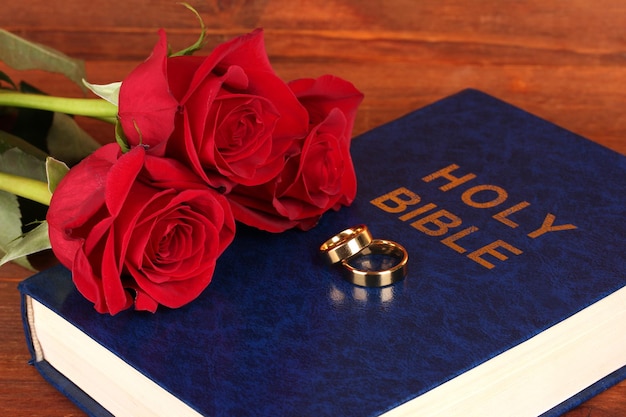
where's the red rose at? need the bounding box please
[47,143,236,314]
[228,75,364,232]
[118,28,309,191]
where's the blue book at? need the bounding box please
[19,89,626,417]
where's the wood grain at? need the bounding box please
[1,1,625,416]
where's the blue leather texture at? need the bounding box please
[19,89,626,417]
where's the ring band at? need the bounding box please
[340,239,408,287]
[319,225,373,264]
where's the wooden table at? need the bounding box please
[1,1,626,415]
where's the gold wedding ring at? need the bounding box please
[341,239,408,287]
[319,225,373,264]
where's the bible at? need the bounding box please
[20,89,626,416]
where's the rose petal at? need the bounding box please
[101,229,131,315]
[289,75,364,133]
[118,29,179,150]
[47,144,119,267]
[181,29,270,103]
[105,146,145,217]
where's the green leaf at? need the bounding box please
[0,149,51,270]
[169,3,207,57]
[83,80,121,106]
[46,157,69,194]
[0,130,49,160]
[46,112,101,165]
[0,29,87,92]
[0,190,33,269]
[0,221,50,269]
[0,147,47,181]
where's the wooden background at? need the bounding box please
[1,0,625,416]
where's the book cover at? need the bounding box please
[19,89,626,416]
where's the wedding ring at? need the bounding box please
[340,239,408,287]
[320,225,373,264]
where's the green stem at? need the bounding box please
[0,91,118,121]
[0,172,51,206]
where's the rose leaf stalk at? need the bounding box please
[0,91,118,122]
[0,171,51,206]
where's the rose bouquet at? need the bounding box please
[0,6,363,314]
